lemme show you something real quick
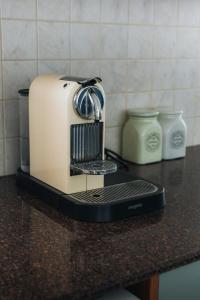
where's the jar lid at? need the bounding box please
[158,108,183,116]
[128,108,159,117]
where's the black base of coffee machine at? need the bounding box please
[16,168,165,222]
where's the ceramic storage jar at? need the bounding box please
[158,110,187,160]
[122,109,162,164]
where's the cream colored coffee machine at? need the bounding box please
[17,74,165,223]
[29,75,117,194]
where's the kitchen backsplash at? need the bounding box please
[0,0,200,175]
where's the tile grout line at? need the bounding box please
[0,7,6,175]
[2,86,200,102]
[177,0,180,27]
[36,0,39,75]
[125,0,130,113]
[172,0,179,121]
[150,0,155,106]
[3,58,200,62]
[97,0,101,79]
[176,0,194,145]
[1,17,200,29]
[68,0,72,75]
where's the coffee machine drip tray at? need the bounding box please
[69,180,158,204]
[16,169,165,222]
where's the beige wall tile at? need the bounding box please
[129,0,154,25]
[70,60,100,77]
[105,127,122,154]
[37,0,70,21]
[152,90,174,108]
[38,22,70,59]
[38,61,70,75]
[192,90,200,117]
[3,61,37,99]
[71,23,101,59]
[127,92,153,110]
[0,21,2,59]
[71,0,100,22]
[100,61,127,93]
[193,118,200,145]
[179,0,200,27]
[2,20,37,59]
[101,0,129,24]
[184,118,193,146]
[127,61,152,92]
[128,26,153,59]
[154,0,178,26]
[100,25,127,59]
[175,60,200,89]
[153,27,176,59]
[105,94,126,127]
[0,62,2,100]
[152,60,176,90]
[174,90,197,118]
[177,29,200,59]
[1,0,36,19]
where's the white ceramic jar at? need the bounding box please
[158,110,187,160]
[122,109,162,164]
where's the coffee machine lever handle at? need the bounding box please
[78,77,102,87]
[88,90,102,121]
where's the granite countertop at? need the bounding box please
[1,146,200,300]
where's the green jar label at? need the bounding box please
[171,130,185,148]
[145,132,160,152]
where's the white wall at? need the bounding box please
[0,0,200,175]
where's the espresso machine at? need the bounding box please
[17,75,165,222]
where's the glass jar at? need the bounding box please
[122,109,162,164]
[18,89,30,173]
[158,110,187,160]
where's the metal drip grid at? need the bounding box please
[71,160,117,175]
[68,180,158,204]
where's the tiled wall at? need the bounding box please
[0,0,200,175]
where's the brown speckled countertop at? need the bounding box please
[1,146,200,300]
